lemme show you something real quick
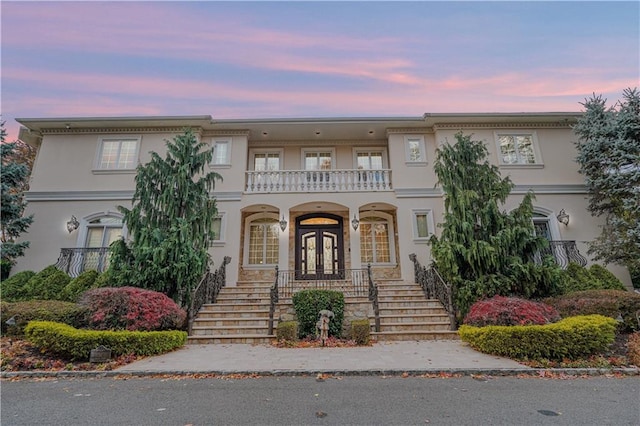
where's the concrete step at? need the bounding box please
[376,321,452,332]
[187,334,275,344]
[195,309,270,318]
[200,303,271,311]
[378,299,443,309]
[371,330,459,341]
[377,313,450,323]
[190,325,271,336]
[192,317,271,327]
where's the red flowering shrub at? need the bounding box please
[628,333,640,367]
[79,287,186,331]
[463,295,560,327]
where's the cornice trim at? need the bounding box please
[395,188,443,198]
[433,122,573,130]
[26,190,243,202]
[386,128,434,135]
[512,184,588,194]
[41,127,203,135]
[203,130,251,137]
[248,139,388,147]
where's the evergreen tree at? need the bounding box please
[111,129,222,307]
[573,88,640,276]
[1,122,35,279]
[429,132,562,320]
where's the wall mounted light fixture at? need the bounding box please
[556,209,570,226]
[279,215,288,231]
[66,215,80,233]
[351,214,360,231]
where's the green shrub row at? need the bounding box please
[458,315,617,361]
[1,300,89,335]
[24,321,187,361]
[560,263,626,294]
[350,319,371,345]
[292,290,344,338]
[1,267,104,303]
[544,290,640,332]
[276,321,298,341]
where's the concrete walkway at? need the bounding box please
[115,340,529,375]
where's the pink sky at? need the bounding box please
[2,1,638,141]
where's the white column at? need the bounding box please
[349,207,362,270]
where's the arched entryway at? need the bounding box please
[295,213,345,280]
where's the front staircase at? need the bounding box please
[188,279,457,344]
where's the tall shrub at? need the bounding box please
[292,290,344,338]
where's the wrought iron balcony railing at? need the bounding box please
[538,240,588,268]
[54,247,111,278]
[245,169,392,193]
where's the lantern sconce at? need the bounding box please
[351,214,360,231]
[279,215,288,231]
[66,215,80,233]
[556,209,570,226]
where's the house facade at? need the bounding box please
[14,114,633,289]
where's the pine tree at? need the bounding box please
[111,129,222,307]
[1,122,35,279]
[573,88,640,277]
[429,132,562,320]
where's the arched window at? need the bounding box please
[75,212,125,273]
[245,214,279,266]
[359,212,396,264]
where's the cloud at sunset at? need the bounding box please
[1,1,638,141]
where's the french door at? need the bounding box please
[295,214,344,280]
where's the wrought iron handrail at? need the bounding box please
[188,256,231,335]
[54,247,111,277]
[409,253,457,330]
[245,169,393,193]
[538,240,588,268]
[366,264,380,332]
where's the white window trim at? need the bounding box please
[93,136,141,174]
[404,135,427,166]
[494,131,544,168]
[211,137,232,168]
[411,209,435,243]
[249,149,284,170]
[353,147,388,169]
[531,207,562,241]
[301,148,336,170]
[209,212,227,246]
[359,211,397,266]
[242,212,280,268]
[76,211,127,248]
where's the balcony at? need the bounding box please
[54,247,111,278]
[245,169,392,193]
[538,240,588,269]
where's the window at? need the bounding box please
[253,151,281,171]
[495,132,542,165]
[212,138,232,166]
[303,150,333,170]
[359,214,396,264]
[96,137,139,170]
[356,150,385,170]
[81,215,124,272]
[209,213,226,245]
[247,217,279,265]
[404,135,426,165]
[412,209,434,241]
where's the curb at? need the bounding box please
[2,367,638,379]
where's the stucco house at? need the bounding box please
[13,113,632,342]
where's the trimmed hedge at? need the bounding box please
[560,263,626,294]
[544,290,640,332]
[60,270,100,302]
[463,296,560,327]
[0,300,89,335]
[0,270,35,301]
[276,321,298,341]
[292,290,344,338]
[350,319,371,345]
[459,315,617,360]
[24,321,187,361]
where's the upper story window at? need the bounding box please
[252,150,281,171]
[411,209,435,242]
[495,132,542,166]
[209,212,226,246]
[96,137,139,171]
[355,149,385,170]
[303,149,334,170]
[211,138,232,167]
[404,135,426,166]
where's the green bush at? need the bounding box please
[560,263,603,293]
[292,290,344,338]
[92,269,113,288]
[22,266,67,300]
[459,315,617,360]
[1,259,12,281]
[588,264,626,291]
[0,270,35,301]
[544,289,640,332]
[0,300,89,335]
[276,321,298,341]
[24,321,187,361]
[60,270,100,302]
[350,319,371,345]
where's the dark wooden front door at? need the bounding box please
[295,214,344,280]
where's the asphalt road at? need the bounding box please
[1,375,638,425]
